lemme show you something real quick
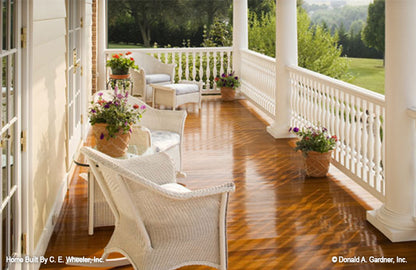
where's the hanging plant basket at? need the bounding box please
[92,123,131,158]
[304,150,333,177]
[221,87,235,101]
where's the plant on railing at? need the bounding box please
[290,126,337,157]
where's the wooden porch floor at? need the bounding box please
[42,96,416,270]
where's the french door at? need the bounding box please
[67,0,83,163]
[1,0,22,269]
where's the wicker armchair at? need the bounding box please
[80,147,235,270]
[130,52,175,102]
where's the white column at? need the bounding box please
[367,0,416,242]
[97,0,106,90]
[232,0,248,77]
[267,0,298,138]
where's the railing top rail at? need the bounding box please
[240,49,276,64]
[287,64,385,106]
[104,47,233,54]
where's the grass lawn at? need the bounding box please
[345,57,385,95]
[108,43,143,49]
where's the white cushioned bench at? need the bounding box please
[151,80,202,110]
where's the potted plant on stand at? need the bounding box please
[214,71,241,101]
[106,51,138,79]
[290,126,338,177]
[89,88,146,157]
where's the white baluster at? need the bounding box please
[355,97,362,178]
[172,52,177,83]
[206,51,211,90]
[335,89,341,161]
[350,95,356,174]
[185,52,189,81]
[199,51,204,86]
[374,105,382,193]
[213,52,218,84]
[178,52,183,81]
[220,51,224,77]
[192,52,196,81]
[344,93,351,168]
[361,100,368,183]
[367,102,375,189]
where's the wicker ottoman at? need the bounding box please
[151,80,202,110]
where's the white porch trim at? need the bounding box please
[367,0,416,242]
[267,0,298,138]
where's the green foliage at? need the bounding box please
[89,90,145,139]
[108,0,231,48]
[290,126,338,156]
[106,52,138,74]
[247,5,349,79]
[248,10,275,57]
[297,8,349,80]
[362,0,385,55]
[309,4,368,33]
[214,72,240,89]
[201,19,232,47]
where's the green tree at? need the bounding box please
[248,10,275,56]
[248,5,349,79]
[201,18,232,47]
[362,0,385,58]
[297,8,349,79]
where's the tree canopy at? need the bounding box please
[362,0,385,56]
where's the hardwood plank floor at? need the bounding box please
[42,96,416,269]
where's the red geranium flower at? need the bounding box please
[133,104,139,109]
[126,51,132,55]
[113,54,119,59]
[130,57,134,61]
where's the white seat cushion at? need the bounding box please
[146,74,171,84]
[165,83,199,96]
[160,183,191,193]
[151,130,180,152]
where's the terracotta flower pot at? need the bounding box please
[92,123,131,157]
[304,150,333,177]
[221,87,235,101]
[109,73,130,80]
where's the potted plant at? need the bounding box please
[89,87,146,157]
[290,126,338,177]
[106,51,138,79]
[214,71,240,101]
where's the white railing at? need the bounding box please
[104,47,233,93]
[240,49,276,117]
[288,65,386,202]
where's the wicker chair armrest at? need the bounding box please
[130,125,152,155]
[131,68,146,97]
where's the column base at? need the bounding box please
[367,207,416,242]
[266,123,295,139]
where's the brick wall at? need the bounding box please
[91,0,97,94]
